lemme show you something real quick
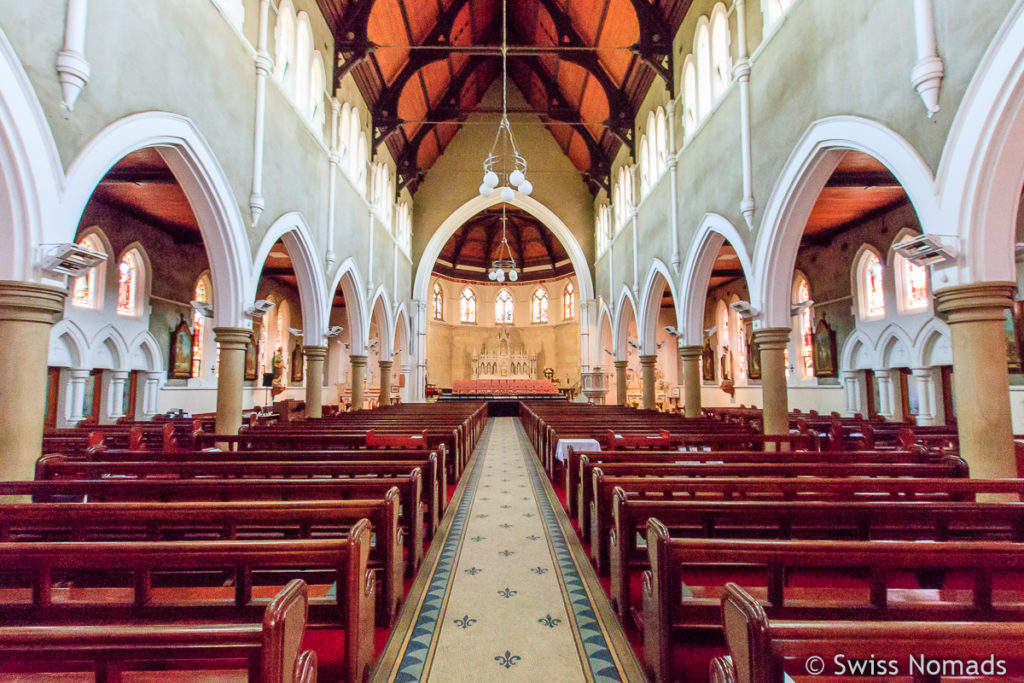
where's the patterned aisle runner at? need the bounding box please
[374,418,646,682]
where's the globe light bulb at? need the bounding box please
[509,169,525,187]
[479,183,494,197]
[517,179,533,196]
[509,270,519,282]
[484,171,500,188]
[488,270,497,280]
[500,186,515,202]
[496,270,506,282]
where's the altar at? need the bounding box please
[471,325,536,379]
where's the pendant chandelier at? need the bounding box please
[487,205,518,282]
[478,0,533,204]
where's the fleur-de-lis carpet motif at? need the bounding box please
[374,418,645,682]
[538,614,562,628]
[453,615,477,629]
[494,650,521,669]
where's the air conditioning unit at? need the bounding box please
[791,299,814,317]
[892,234,956,266]
[190,300,214,318]
[729,300,759,319]
[244,299,275,318]
[40,243,107,277]
[325,325,344,337]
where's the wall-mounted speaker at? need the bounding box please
[262,373,274,388]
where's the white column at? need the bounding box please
[912,0,944,117]
[412,299,427,402]
[875,370,894,419]
[104,370,129,424]
[57,0,90,111]
[579,299,592,373]
[326,98,341,269]
[66,368,90,424]
[841,370,861,416]
[248,0,272,225]
[734,0,755,227]
[631,207,639,297]
[911,367,936,426]
[665,99,681,272]
[140,372,162,420]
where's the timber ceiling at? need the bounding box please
[433,205,573,282]
[317,0,688,194]
[90,150,202,245]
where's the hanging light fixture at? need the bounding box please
[478,0,533,201]
[487,205,519,282]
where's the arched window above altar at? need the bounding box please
[563,283,575,320]
[495,288,514,324]
[460,287,476,323]
[532,288,548,323]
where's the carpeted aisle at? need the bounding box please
[372,417,646,682]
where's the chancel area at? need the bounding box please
[4,0,1024,681]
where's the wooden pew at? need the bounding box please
[0,495,404,627]
[577,455,969,539]
[36,454,442,541]
[0,579,315,683]
[642,521,1024,682]
[568,444,937,524]
[0,528,375,683]
[609,495,1024,619]
[713,582,1024,683]
[77,447,448,513]
[0,476,426,574]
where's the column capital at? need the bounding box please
[213,327,252,351]
[350,354,368,367]
[752,327,791,351]
[933,281,1016,324]
[679,345,703,361]
[875,369,892,379]
[68,368,92,380]
[613,360,629,369]
[378,359,394,369]
[0,281,66,325]
[639,354,658,365]
[911,367,934,378]
[303,345,328,361]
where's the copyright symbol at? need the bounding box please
[805,656,826,675]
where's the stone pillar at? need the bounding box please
[66,368,91,424]
[303,345,327,419]
[640,354,657,410]
[680,345,703,418]
[753,328,791,436]
[142,371,162,420]
[0,281,65,481]
[378,359,393,406]
[840,370,861,416]
[350,354,367,411]
[213,327,250,436]
[104,370,129,424]
[875,370,894,419]
[614,360,628,406]
[911,367,936,426]
[934,283,1017,479]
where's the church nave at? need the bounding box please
[375,418,644,683]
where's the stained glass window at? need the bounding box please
[795,276,814,377]
[532,288,549,323]
[496,289,514,324]
[191,278,209,378]
[563,283,575,319]
[433,282,444,320]
[72,235,105,309]
[117,251,140,316]
[460,287,476,323]
[900,256,929,312]
[860,251,885,318]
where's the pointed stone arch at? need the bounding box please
[752,116,938,328]
[678,213,753,346]
[639,259,681,355]
[326,257,368,356]
[252,212,328,348]
[62,112,252,329]
[613,285,639,361]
